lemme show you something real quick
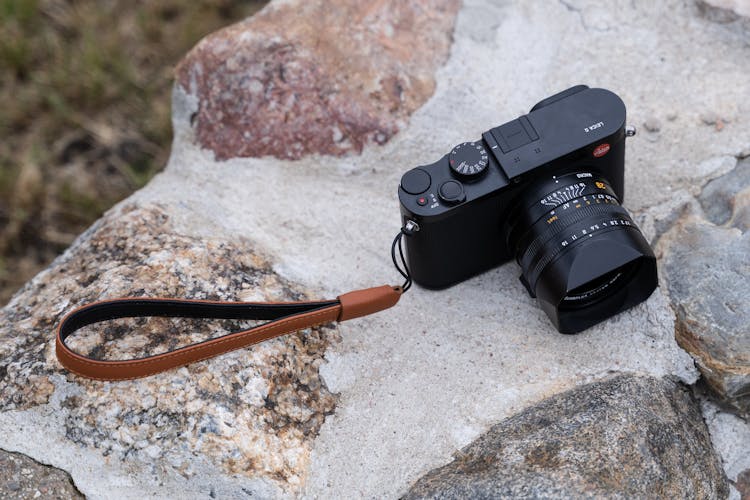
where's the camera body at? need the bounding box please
[397,86,656,333]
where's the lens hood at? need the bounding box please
[533,226,657,333]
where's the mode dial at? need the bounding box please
[449,142,489,178]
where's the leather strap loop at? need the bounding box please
[56,285,401,381]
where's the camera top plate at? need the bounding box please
[398,86,627,221]
[485,87,626,180]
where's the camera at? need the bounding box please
[397,85,657,333]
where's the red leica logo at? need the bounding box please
[593,143,610,158]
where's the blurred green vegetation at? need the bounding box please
[0,0,267,304]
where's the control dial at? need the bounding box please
[449,142,488,178]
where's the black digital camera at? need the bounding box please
[397,85,657,333]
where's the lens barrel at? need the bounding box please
[507,172,657,333]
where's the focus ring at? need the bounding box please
[506,176,618,251]
[525,179,617,224]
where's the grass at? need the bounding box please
[0,0,268,304]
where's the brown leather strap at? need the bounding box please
[56,285,401,381]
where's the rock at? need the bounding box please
[700,396,750,499]
[693,154,738,181]
[0,450,82,498]
[4,0,750,497]
[700,111,718,125]
[404,375,728,499]
[176,0,461,160]
[660,160,750,416]
[662,228,749,415]
[699,157,750,225]
[734,192,750,231]
[0,204,340,497]
[700,111,722,126]
[643,116,662,132]
[738,469,750,499]
[700,0,750,19]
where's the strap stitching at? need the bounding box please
[58,316,338,381]
[57,306,339,370]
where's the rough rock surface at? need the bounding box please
[698,157,750,225]
[660,159,750,416]
[0,450,83,499]
[701,0,750,19]
[701,395,750,499]
[739,470,750,500]
[1,0,750,497]
[0,204,340,496]
[177,0,461,160]
[404,375,728,499]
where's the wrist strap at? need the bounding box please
[56,285,401,381]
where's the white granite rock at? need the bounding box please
[701,396,750,499]
[2,0,750,498]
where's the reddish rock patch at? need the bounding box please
[176,0,461,160]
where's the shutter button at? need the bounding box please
[438,180,465,204]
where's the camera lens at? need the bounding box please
[506,172,657,333]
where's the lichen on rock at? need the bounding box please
[0,203,340,489]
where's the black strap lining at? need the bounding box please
[59,299,339,347]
